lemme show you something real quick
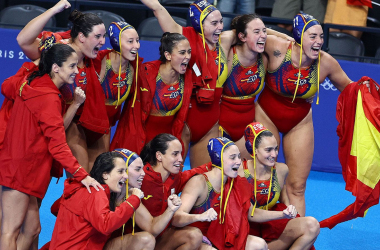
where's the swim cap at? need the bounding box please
[113,148,139,166]
[293,12,320,45]
[244,122,269,157]
[189,0,218,34]
[108,21,135,53]
[39,31,67,52]
[207,137,235,168]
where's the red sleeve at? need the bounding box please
[1,63,35,100]
[83,193,141,235]
[178,162,211,192]
[37,94,88,180]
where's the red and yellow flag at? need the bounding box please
[320,77,380,229]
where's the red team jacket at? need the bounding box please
[0,74,88,198]
[50,179,141,249]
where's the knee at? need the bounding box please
[137,232,156,249]
[246,236,268,250]
[22,222,41,239]
[287,181,306,196]
[304,217,320,237]
[183,227,203,248]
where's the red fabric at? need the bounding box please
[141,162,211,217]
[219,97,256,141]
[207,176,252,250]
[37,30,71,40]
[50,179,140,250]
[77,58,110,134]
[0,74,88,198]
[110,60,192,153]
[0,62,37,149]
[347,0,372,7]
[320,77,380,229]
[258,86,311,133]
[249,203,301,241]
[182,27,219,104]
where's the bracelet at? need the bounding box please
[126,201,136,212]
[73,166,82,175]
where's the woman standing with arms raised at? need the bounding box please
[17,0,109,172]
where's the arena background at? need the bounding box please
[1,27,380,174]
[1,27,380,249]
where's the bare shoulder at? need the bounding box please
[265,35,290,55]
[275,162,288,178]
[182,174,207,194]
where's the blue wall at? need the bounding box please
[1,28,380,173]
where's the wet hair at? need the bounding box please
[159,32,188,63]
[231,14,262,46]
[140,133,178,165]
[27,43,76,84]
[68,10,104,40]
[254,130,274,149]
[90,151,125,211]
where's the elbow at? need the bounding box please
[171,215,181,228]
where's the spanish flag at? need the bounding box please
[320,77,380,229]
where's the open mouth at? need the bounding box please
[311,46,320,53]
[213,31,221,40]
[257,41,265,47]
[93,46,100,54]
[118,180,125,189]
[232,166,239,172]
[180,62,188,72]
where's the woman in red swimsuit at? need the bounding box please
[255,13,356,216]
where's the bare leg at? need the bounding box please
[155,226,202,250]
[189,123,219,169]
[103,231,155,250]
[282,110,314,216]
[255,103,282,151]
[16,197,41,250]
[66,122,89,174]
[1,189,30,250]
[181,123,191,162]
[267,217,320,250]
[245,235,268,250]
[88,132,110,171]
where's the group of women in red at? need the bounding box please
[0,0,368,248]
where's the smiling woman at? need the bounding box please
[110,32,194,154]
[16,0,110,174]
[0,44,99,250]
[49,151,145,250]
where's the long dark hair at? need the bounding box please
[27,43,75,84]
[69,10,104,40]
[159,32,188,63]
[90,151,124,211]
[140,133,178,165]
[231,14,262,46]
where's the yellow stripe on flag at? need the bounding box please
[351,90,380,189]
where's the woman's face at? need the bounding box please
[103,157,128,193]
[165,39,191,74]
[120,28,140,61]
[157,139,183,175]
[80,23,106,59]
[222,145,242,178]
[127,158,145,189]
[202,10,223,46]
[255,136,278,167]
[240,18,267,53]
[54,52,79,85]
[302,25,324,60]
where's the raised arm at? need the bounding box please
[172,175,217,227]
[135,194,181,237]
[140,0,182,34]
[321,52,352,92]
[17,0,71,60]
